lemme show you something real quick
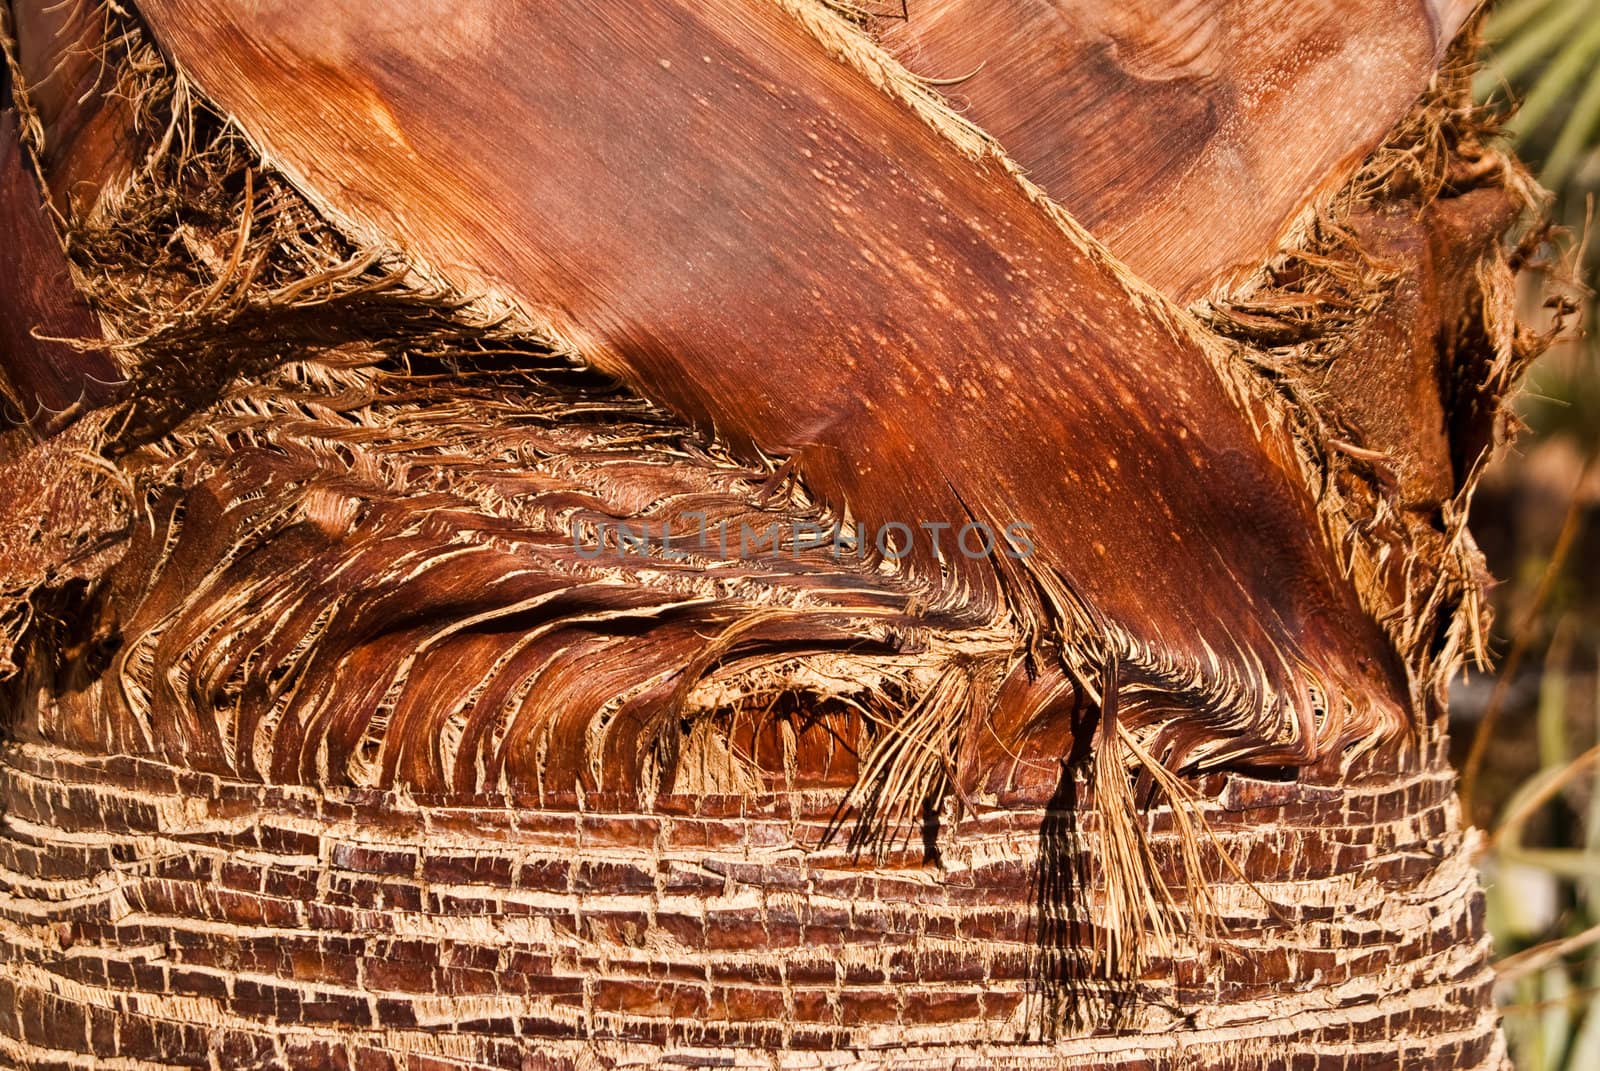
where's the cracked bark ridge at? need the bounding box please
[0,732,1502,1069]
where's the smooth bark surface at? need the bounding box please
[879,0,1471,300]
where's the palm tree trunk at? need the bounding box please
[0,733,1497,1067]
[0,1,1558,1067]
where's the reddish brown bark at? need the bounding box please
[0,110,115,433]
[876,0,1473,301]
[0,0,1551,1067]
[127,0,1413,768]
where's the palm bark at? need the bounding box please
[0,1,1558,1067]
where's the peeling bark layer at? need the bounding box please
[0,110,114,432]
[125,0,1414,765]
[875,0,1472,301]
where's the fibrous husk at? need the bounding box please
[0,0,1561,1011]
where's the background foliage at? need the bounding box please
[1465,3,1600,1066]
